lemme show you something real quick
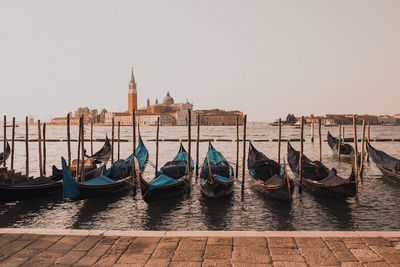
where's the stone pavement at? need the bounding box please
[0,229,400,266]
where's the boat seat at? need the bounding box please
[317,174,348,186]
[264,174,283,186]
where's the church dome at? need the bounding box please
[162,91,174,105]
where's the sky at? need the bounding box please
[1,0,400,122]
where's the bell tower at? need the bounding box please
[128,67,137,114]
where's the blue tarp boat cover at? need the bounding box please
[200,146,233,181]
[148,174,177,190]
[108,159,132,180]
[126,136,148,170]
[81,175,115,185]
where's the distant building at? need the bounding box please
[195,109,243,126]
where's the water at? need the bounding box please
[1,123,400,231]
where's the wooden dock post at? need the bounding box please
[117,121,121,161]
[196,115,200,176]
[278,118,281,165]
[236,116,239,178]
[311,122,314,142]
[11,117,15,170]
[360,120,366,180]
[25,116,29,178]
[3,115,6,167]
[43,123,46,175]
[37,120,43,176]
[132,112,136,183]
[299,116,304,184]
[80,117,85,182]
[343,127,345,143]
[155,117,160,172]
[111,117,114,164]
[353,115,359,194]
[318,118,322,162]
[76,116,82,181]
[67,113,71,167]
[187,109,191,177]
[367,123,370,163]
[338,124,342,161]
[241,115,247,185]
[90,120,93,156]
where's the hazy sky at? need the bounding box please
[1,0,399,122]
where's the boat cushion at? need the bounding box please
[160,160,188,179]
[214,174,232,182]
[148,174,177,190]
[81,175,116,185]
[109,159,132,180]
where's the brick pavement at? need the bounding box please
[0,230,399,266]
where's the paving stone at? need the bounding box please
[48,235,86,251]
[369,245,400,255]
[267,237,297,248]
[361,237,392,246]
[150,247,176,259]
[72,235,102,251]
[0,240,34,255]
[202,259,232,267]
[55,250,86,265]
[343,237,364,244]
[350,248,382,263]
[322,237,343,242]
[232,247,271,264]
[203,244,232,259]
[126,240,158,254]
[113,264,143,267]
[233,264,270,267]
[295,237,327,248]
[346,243,369,249]
[233,237,267,247]
[22,250,67,266]
[157,240,179,249]
[171,249,204,262]
[26,235,63,250]
[363,262,391,267]
[161,236,180,242]
[73,255,101,266]
[207,237,232,245]
[169,262,202,267]
[177,240,207,251]
[95,251,124,265]
[384,237,400,242]
[375,252,400,264]
[86,243,112,256]
[117,252,151,264]
[181,237,208,242]
[17,234,42,241]
[299,247,340,265]
[0,235,20,248]
[271,254,305,262]
[273,262,307,267]
[0,248,38,266]
[341,263,363,267]
[269,248,300,256]
[326,241,348,251]
[332,251,358,262]
[145,258,170,267]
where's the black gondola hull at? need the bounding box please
[200,178,233,198]
[249,175,293,200]
[72,177,135,200]
[0,181,62,202]
[139,175,191,203]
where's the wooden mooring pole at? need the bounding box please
[11,117,15,170]
[318,118,322,162]
[311,122,314,142]
[278,118,281,165]
[90,120,94,156]
[3,115,6,167]
[338,124,341,161]
[76,116,82,181]
[241,115,247,186]
[367,123,370,163]
[37,120,43,176]
[155,117,160,173]
[353,115,359,195]
[111,117,114,164]
[43,123,46,175]
[299,116,304,184]
[67,114,71,166]
[81,117,85,182]
[360,120,366,181]
[187,109,192,177]
[25,116,29,178]
[196,115,200,176]
[132,112,136,183]
[117,121,121,161]
[235,116,239,178]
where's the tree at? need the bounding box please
[286,114,296,124]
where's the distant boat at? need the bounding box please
[366,142,400,181]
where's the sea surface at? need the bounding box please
[1,123,400,231]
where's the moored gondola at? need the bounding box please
[139,143,193,202]
[287,142,356,197]
[199,142,234,198]
[85,136,112,163]
[327,131,353,158]
[247,142,292,199]
[62,136,149,199]
[0,142,10,165]
[366,142,400,181]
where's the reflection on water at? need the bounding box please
[1,124,400,230]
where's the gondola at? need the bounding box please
[327,131,353,158]
[62,136,149,199]
[287,142,356,197]
[247,142,292,199]
[84,135,112,163]
[0,164,103,202]
[0,142,10,165]
[139,143,193,202]
[366,142,400,181]
[199,142,234,198]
